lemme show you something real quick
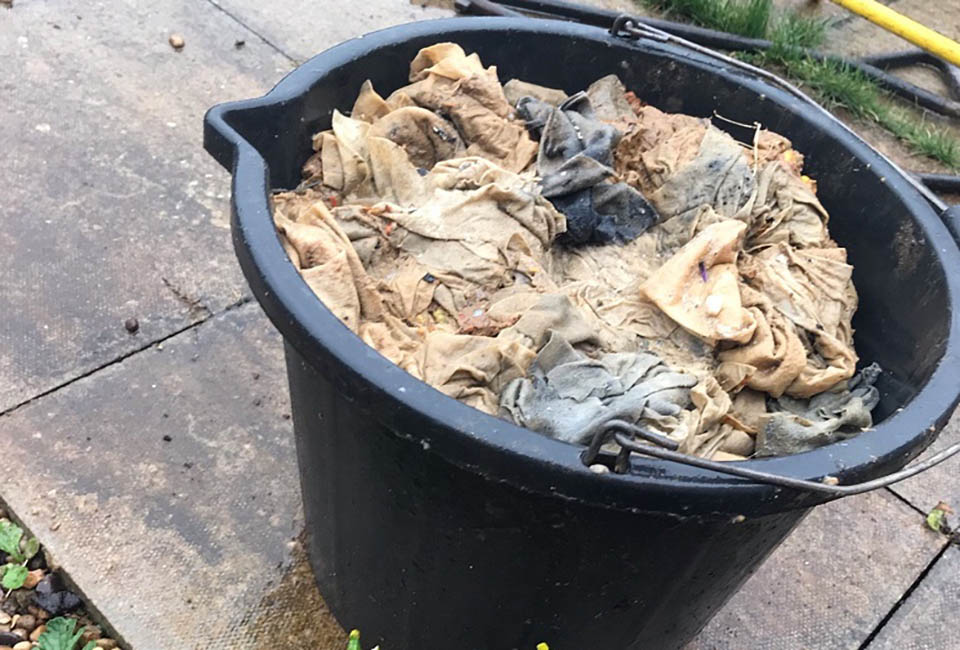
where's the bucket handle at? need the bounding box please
[581,419,960,497]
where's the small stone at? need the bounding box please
[0,615,7,626]
[80,625,101,643]
[168,33,184,50]
[13,616,33,633]
[0,632,18,645]
[10,631,26,641]
[13,641,31,650]
[123,317,139,333]
[33,575,81,615]
[234,39,245,49]
[588,463,609,474]
[96,640,118,649]
[26,607,48,622]
[22,570,43,590]
[29,626,44,642]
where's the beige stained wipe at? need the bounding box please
[272,43,880,460]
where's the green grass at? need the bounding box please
[639,0,960,170]
[762,45,960,169]
[882,112,960,168]
[767,11,829,50]
[642,0,772,39]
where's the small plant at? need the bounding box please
[927,501,954,533]
[345,629,549,649]
[347,629,362,650]
[35,617,97,650]
[0,519,39,591]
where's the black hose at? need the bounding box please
[917,172,960,194]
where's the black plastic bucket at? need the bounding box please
[204,17,960,650]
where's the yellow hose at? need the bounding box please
[828,0,960,66]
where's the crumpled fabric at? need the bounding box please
[757,363,881,456]
[516,92,660,244]
[275,154,568,413]
[386,43,539,173]
[503,78,568,108]
[500,332,698,444]
[585,74,640,126]
[640,219,757,345]
[275,42,879,461]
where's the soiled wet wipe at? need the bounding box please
[274,41,881,461]
[500,333,698,445]
[516,92,660,244]
[757,363,882,456]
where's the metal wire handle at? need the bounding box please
[581,419,960,497]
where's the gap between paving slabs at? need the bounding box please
[0,501,122,649]
[0,0,290,413]
[0,302,337,650]
[0,298,254,650]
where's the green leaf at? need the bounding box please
[927,502,954,533]
[0,520,23,558]
[927,508,946,532]
[68,627,86,650]
[346,629,361,650]
[36,617,81,650]
[1,564,28,590]
[23,536,40,561]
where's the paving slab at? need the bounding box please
[0,303,345,650]
[688,490,945,649]
[208,0,451,63]
[890,405,960,517]
[869,544,960,650]
[0,0,290,412]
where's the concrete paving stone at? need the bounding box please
[208,0,452,63]
[869,544,960,650]
[0,0,291,412]
[688,490,945,649]
[0,303,345,650]
[890,404,960,517]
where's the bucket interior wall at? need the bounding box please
[228,27,950,424]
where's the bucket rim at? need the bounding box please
[204,16,960,516]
